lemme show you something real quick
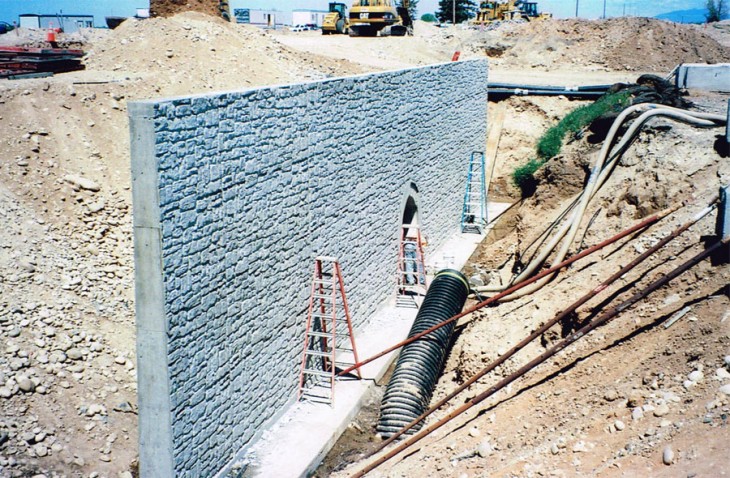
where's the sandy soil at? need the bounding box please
[1,11,729,478]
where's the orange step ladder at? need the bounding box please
[396,224,427,308]
[298,256,361,405]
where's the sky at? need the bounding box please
[0,0,711,26]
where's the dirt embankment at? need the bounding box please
[469,17,730,72]
[149,0,220,18]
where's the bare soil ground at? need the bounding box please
[0,12,729,478]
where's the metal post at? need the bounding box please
[725,99,730,145]
[576,0,579,17]
[452,0,456,24]
[718,185,730,242]
[603,0,607,18]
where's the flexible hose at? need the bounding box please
[474,104,725,296]
[376,270,469,437]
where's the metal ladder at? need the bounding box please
[460,151,488,233]
[297,256,361,406]
[396,224,427,308]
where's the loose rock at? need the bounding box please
[64,175,100,192]
[662,445,674,465]
[653,404,669,417]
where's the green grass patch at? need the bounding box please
[512,91,631,196]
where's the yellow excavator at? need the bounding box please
[474,1,551,25]
[348,0,412,37]
[322,2,350,34]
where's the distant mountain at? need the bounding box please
[655,8,708,24]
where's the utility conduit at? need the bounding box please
[336,206,677,378]
[475,104,726,297]
[351,236,728,478]
[377,270,470,438]
[367,195,719,452]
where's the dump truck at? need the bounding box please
[322,2,350,34]
[348,0,412,37]
[474,0,551,25]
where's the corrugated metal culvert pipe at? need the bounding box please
[377,269,470,438]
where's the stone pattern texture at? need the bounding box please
[131,60,487,477]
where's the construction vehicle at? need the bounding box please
[473,1,551,25]
[348,0,412,37]
[219,0,232,21]
[322,2,350,34]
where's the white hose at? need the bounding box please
[474,104,725,297]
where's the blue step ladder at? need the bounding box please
[460,151,488,233]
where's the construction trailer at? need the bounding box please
[19,13,94,32]
[293,9,328,27]
[233,9,292,27]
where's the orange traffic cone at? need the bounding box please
[46,22,57,45]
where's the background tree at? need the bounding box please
[399,0,419,20]
[436,0,477,23]
[421,13,438,22]
[706,0,727,22]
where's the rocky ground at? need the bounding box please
[0,12,729,478]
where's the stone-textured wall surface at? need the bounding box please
[130,60,488,477]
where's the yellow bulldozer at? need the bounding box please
[474,0,551,25]
[348,0,413,37]
[322,2,350,34]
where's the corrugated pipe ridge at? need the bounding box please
[377,269,469,438]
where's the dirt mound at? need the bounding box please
[150,0,220,18]
[474,17,730,72]
[84,12,365,97]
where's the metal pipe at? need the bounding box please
[336,207,673,377]
[488,83,613,92]
[369,196,717,451]
[351,237,726,478]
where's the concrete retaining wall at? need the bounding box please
[676,63,730,93]
[129,59,488,477]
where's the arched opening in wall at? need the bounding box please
[397,183,426,303]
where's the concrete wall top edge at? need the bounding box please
[127,59,488,107]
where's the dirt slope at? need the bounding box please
[149,0,220,18]
[467,17,730,72]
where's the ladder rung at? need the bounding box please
[315,256,338,262]
[311,311,335,318]
[303,368,334,378]
[307,330,333,338]
[305,350,333,357]
[312,293,337,300]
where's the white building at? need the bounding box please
[19,13,94,32]
[292,9,328,27]
[232,8,292,27]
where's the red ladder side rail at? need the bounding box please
[415,227,427,290]
[334,260,362,379]
[328,259,337,403]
